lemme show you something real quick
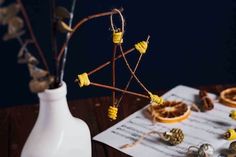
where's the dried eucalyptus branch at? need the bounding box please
[59,0,77,84]
[16,0,49,71]
[57,8,124,62]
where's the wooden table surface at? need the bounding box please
[0,84,235,157]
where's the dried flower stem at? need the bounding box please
[16,0,49,71]
[112,45,117,106]
[90,82,149,99]
[88,48,135,76]
[60,0,77,83]
[57,8,123,62]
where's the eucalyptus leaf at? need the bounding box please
[28,64,49,79]
[57,20,73,33]
[3,30,25,41]
[29,75,54,93]
[18,52,38,65]
[0,3,20,25]
[8,16,24,34]
[27,53,39,65]
[29,79,49,93]
[55,6,70,19]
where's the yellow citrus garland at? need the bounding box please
[113,31,123,44]
[108,105,118,120]
[135,41,148,54]
[77,73,90,87]
[148,92,164,105]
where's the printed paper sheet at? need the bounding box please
[93,85,235,157]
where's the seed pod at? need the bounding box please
[55,6,70,19]
[57,20,73,33]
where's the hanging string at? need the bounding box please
[110,8,125,44]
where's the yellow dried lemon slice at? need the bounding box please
[220,88,236,107]
[147,101,191,123]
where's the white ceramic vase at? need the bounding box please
[21,82,91,157]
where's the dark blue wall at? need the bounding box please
[0,0,235,107]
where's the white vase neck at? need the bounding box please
[37,82,73,121]
[38,82,67,101]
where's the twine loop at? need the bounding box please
[110,9,125,44]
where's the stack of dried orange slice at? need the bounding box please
[147,101,191,123]
[220,88,236,107]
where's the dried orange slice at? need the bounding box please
[220,88,236,108]
[147,101,191,123]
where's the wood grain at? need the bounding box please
[0,84,234,157]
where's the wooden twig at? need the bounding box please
[112,45,117,105]
[119,44,150,93]
[57,8,124,62]
[116,36,150,107]
[16,0,49,71]
[87,48,135,76]
[116,53,143,107]
[90,82,149,99]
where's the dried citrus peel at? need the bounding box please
[147,101,191,123]
[220,88,236,108]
